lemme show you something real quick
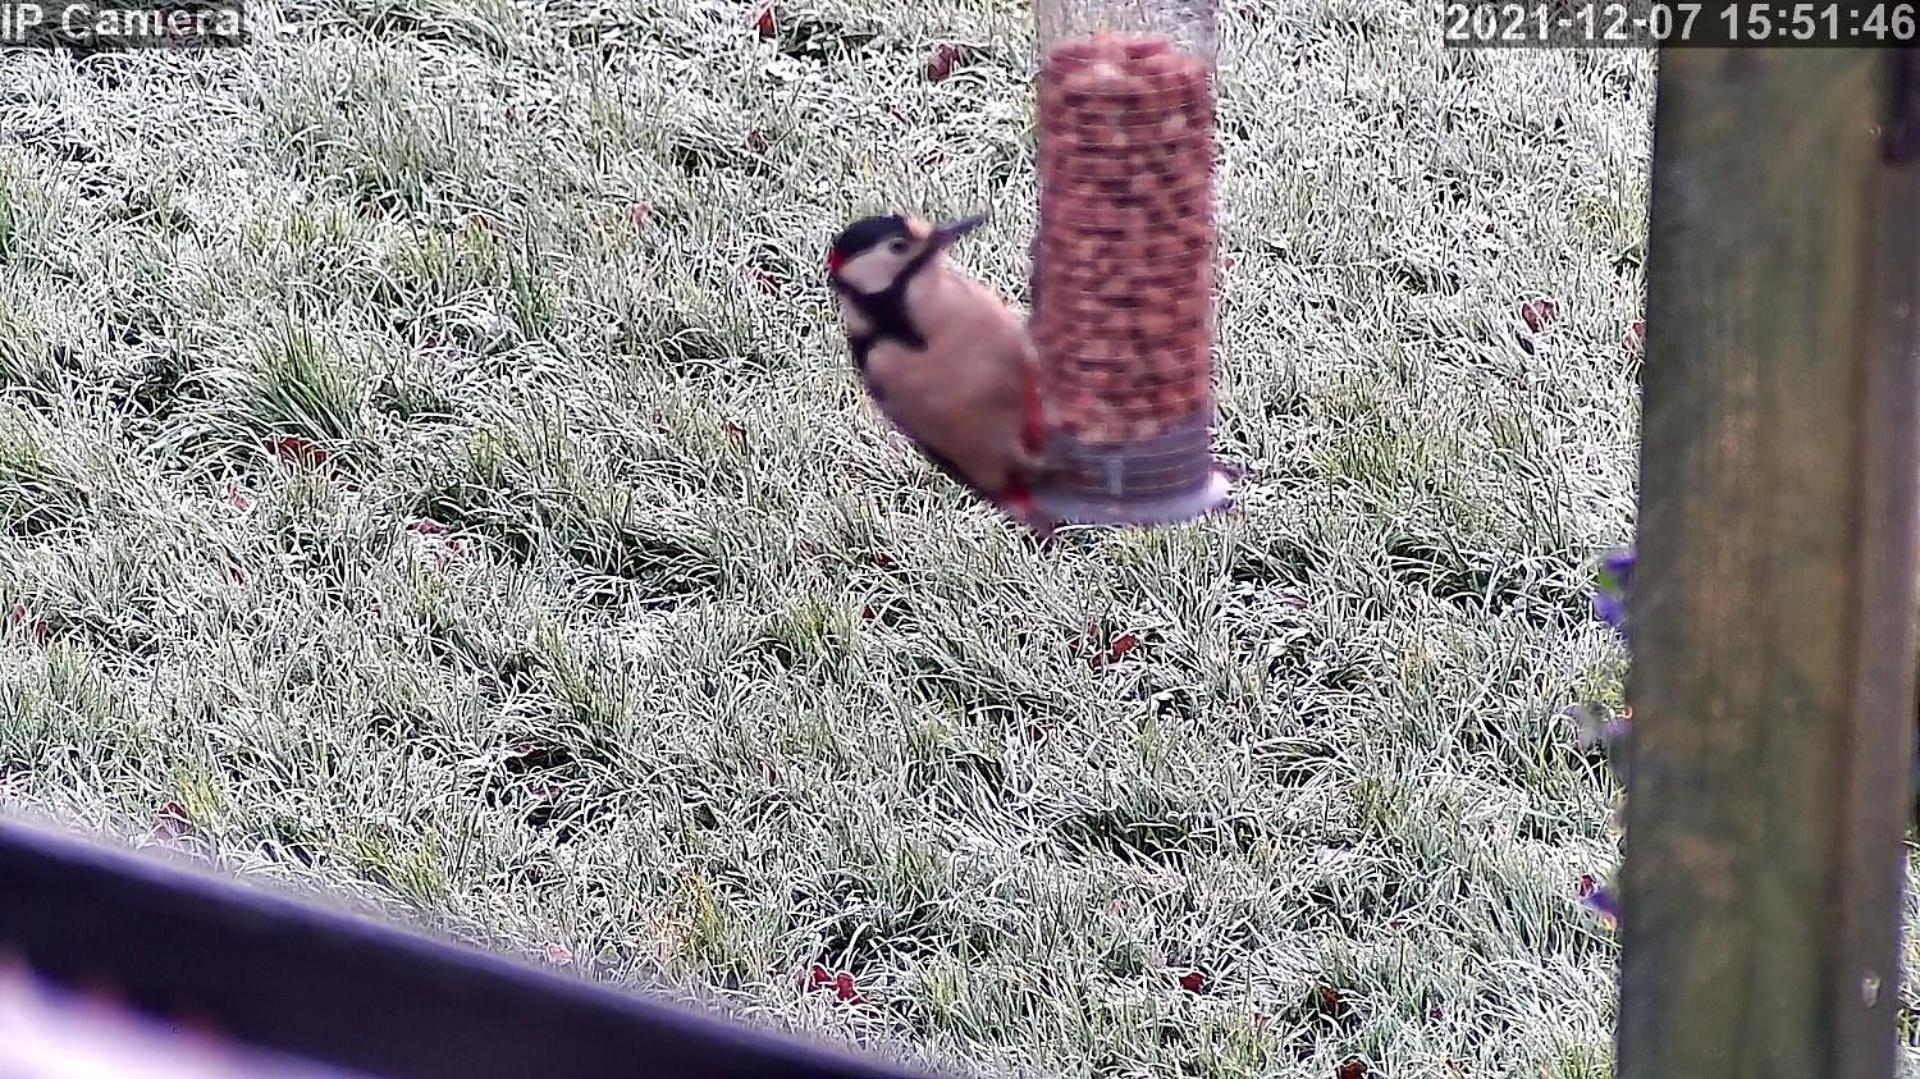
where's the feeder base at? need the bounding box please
[1033,463,1234,528]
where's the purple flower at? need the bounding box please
[1594,546,1635,639]
[1578,875,1620,926]
[1568,704,1631,755]
[1599,547,1635,587]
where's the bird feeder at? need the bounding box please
[1028,0,1232,527]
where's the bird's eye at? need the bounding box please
[888,237,910,254]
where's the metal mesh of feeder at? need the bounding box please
[1029,0,1231,527]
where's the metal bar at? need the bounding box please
[0,817,928,1079]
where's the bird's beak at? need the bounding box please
[930,214,988,249]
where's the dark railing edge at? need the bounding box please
[0,813,942,1079]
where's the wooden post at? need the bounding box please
[1618,49,1920,1078]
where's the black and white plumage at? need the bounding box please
[826,212,1053,532]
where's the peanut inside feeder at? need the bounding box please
[1029,12,1232,527]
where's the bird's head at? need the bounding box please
[825,212,986,296]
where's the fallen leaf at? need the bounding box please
[425,537,468,571]
[151,801,199,844]
[263,434,332,471]
[409,518,451,535]
[1625,318,1646,354]
[1337,1059,1368,1079]
[753,3,775,37]
[1315,984,1347,1019]
[1088,629,1140,669]
[1178,970,1206,994]
[1519,297,1559,332]
[544,944,574,966]
[924,42,963,82]
[807,965,866,1004]
[6,605,50,645]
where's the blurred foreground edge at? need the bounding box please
[0,816,931,1079]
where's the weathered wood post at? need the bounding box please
[1618,49,1920,1078]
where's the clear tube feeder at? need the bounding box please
[1028,0,1233,527]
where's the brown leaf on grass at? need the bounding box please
[263,434,332,472]
[753,3,775,37]
[1625,318,1646,355]
[6,605,50,646]
[924,42,964,82]
[1086,626,1140,669]
[1519,297,1559,332]
[1337,1059,1369,1079]
[1177,970,1206,994]
[806,965,867,1004]
[150,801,203,848]
[1315,984,1348,1019]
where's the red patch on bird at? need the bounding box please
[1022,376,1045,453]
[825,248,844,273]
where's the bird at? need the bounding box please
[825,212,1055,535]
